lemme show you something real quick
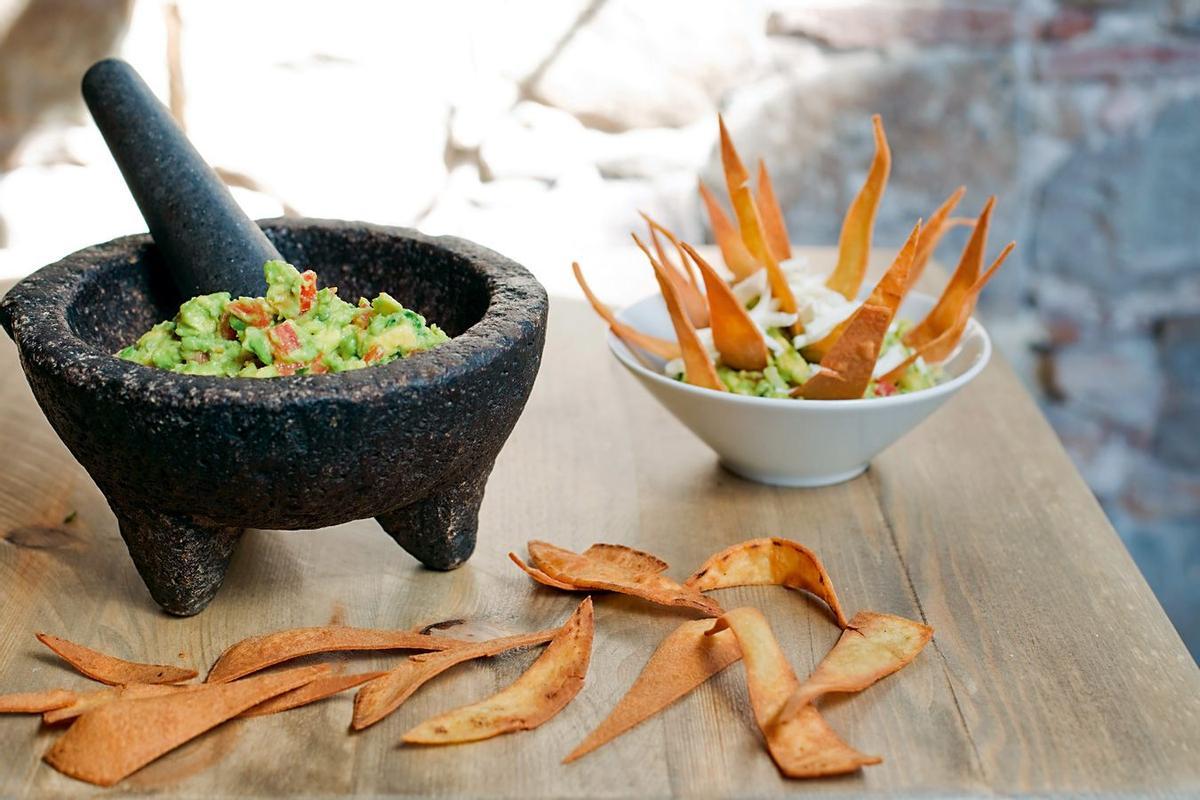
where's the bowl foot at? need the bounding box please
[111,503,243,616]
[718,460,869,488]
[376,459,495,570]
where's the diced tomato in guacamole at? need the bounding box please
[116,260,448,377]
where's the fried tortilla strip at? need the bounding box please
[797,304,893,400]
[240,670,386,718]
[905,196,994,349]
[686,537,848,628]
[802,220,921,362]
[514,545,670,589]
[646,220,708,328]
[826,114,891,301]
[510,552,578,590]
[699,180,758,280]
[909,186,966,289]
[797,224,919,398]
[44,664,327,787]
[642,212,701,288]
[911,240,1015,365]
[799,324,846,364]
[641,214,720,312]
[527,540,723,616]
[564,618,742,763]
[776,611,932,724]
[683,242,769,370]
[881,240,1014,382]
[36,633,196,686]
[755,159,792,262]
[583,543,669,575]
[403,598,594,745]
[864,220,920,313]
[43,684,196,724]
[769,703,883,778]
[0,688,75,714]
[633,233,723,391]
[640,211,703,291]
[207,627,461,683]
[572,262,681,361]
[352,627,559,729]
[718,117,799,324]
[707,608,881,778]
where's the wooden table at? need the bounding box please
[1,250,1198,798]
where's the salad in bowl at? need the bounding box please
[573,115,1013,485]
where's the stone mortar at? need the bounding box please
[0,218,548,615]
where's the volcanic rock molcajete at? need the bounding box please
[0,218,548,615]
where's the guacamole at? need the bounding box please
[667,322,941,399]
[715,331,811,399]
[117,260,448,377]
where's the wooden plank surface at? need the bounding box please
[0,249,1197,798]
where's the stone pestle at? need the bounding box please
[81,57,280,299]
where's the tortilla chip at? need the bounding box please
[525,540,722,617]
[707,608,880,778]
[352,628,559,730]
[686,538,848,628]
[755,159,792,262]
[867,220,921,313]
[643,212,705,299]
[641,212,701,289]
[699,180,758,280]
[766,702,884,778]
[239,670,386,718]
[510,552,578,591]
[802,220,921,363]
[206,626,461,683]
[798,304,894,400]
[514,545,669,589]
[883,239,1014,382]
[563,618,741,763]
[42,684,196,725]
[582,543,669,575]
[718,117,799,324]
[36,633,197,686]
[402,598,594,745]
[916,240,1014,364]
[640,211,705,293]
[826,114,891,301]
[909,186,966,289]
[646,219,709,328]
[777,611,932,723]
[799,323,847,364]
[905,196,994,349]
[683,242,769,370]
[43,664,327,787]
[0,688,76,714]
[572,262,681,361]
[633,233,723,391]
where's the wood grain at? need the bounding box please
[0,251,1197,797]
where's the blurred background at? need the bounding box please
[0,0,1196,655]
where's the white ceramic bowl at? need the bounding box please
[609,291,991,487]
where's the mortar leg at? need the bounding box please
[111,503,243,616]
[377,460,495,570]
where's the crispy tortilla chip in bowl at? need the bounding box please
[608,291,991,487]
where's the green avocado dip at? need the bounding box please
[116,260,448,377]
[670,322,941,400]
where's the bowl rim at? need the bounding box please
[0,217,547,405]
[607,290,992,410]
